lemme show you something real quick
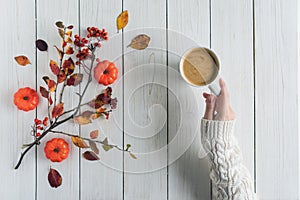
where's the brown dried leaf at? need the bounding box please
[90,130,99,139]
[57,70,66,83]
[36,39,48,51]
[128,34,150,50]
[116,10,128,31]
[58,29,65,39]
[63,57,75,75]
[71,136,89,148]
[50,60,60,75]
[74,116,91,125]
[48,96,53,105]
[55,21,64,29]
[67,73,83,86]
[82,151,100,161]
[65,46,74,54]
[52,103,64,118]
[48,168,62,188]
[89,141,99,154]
[54,45,64,60]
[42,76,57,92]
[129,152,137,159]
[40,86,49,98]
[14,55,31,66]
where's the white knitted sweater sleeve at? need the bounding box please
[201,119,258,200]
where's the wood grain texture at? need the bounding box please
[36,1,79,199]
[255,0,299,199]
[167,0,211,199]
[80,1,123,199]
[123,0,167,199]
[0,0,36,199]
[211,0,255,185]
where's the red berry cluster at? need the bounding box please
[76,48,91,61]
[74,35,88,47]
[34,117,48,137]
[87,27,108,40]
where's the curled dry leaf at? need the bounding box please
[54,45,64,60]
[129,152,137,159]
[36,39,48,51]
[90,130,99,139]
[50,60,60,76]
[52,103,64,118]
[67,73,83,86]
[63,57,75,75]
[71,136,89,148]
[128,34,150,50]
[89,141,99,155]
[40,86,49,98]
[83,151,100,161]
[55,21,64,29]
[116,10,128,31]
[58,70,67,83]
[65,46,74,55]
[74,116,91,125]
[43,76,56,92]
[14,55,31,66]
[48,168,62,188]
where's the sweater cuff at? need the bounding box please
[201,118,236,143]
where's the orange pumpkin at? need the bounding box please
[14,87,39,111]
[94,59,118,86]
[44,138,69,162]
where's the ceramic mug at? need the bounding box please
[179,47,221,95]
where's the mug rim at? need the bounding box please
[179,47,220,87]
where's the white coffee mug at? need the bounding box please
[179,47,221,95]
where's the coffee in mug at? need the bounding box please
[179,47,221,95]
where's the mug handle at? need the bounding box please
[208,78,221,96]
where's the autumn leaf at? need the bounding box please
[52,103,64,118]
[50,60,60,75]
[116,10,128,31]
[65,46,74,54]
[55,21,64,29]
[58,70,67,83]
[102,144,113,152]
[43,76,56,92]
[66,30,72,37]
[81,110,94,118]
[48,168,62,188]
[54,45,64,60]
[89,141,99,155]
[82,151,100,161]
[67,25,73,29]
[90,130,99,139]
[71,136,89,148]
[67,73,83,86]
[36,39,48,51]
[127,34,150,50]
[48,96,53,105]
[40,86,49,98]
[74,116,91,125]
[58,29,65,39]
[14,55,31,66]
[129,152,137,159]
[63,57,75,75]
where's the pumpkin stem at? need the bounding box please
[103,69,108,74]
[23,96,29,100]
[54,148,59,153]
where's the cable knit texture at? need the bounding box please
[201,119,258,200]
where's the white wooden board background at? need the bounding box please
[0,0,299,199]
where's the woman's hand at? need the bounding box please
[203,78,235,121]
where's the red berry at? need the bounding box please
[36,133,41,137]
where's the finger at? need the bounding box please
[219,78,229,96]
[203,92,210,99]
[203,93,216,120]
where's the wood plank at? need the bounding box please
[167,0,211,199]
[123,0,168,199]
[80,1,123,199]
[211,0,255,185]
[36,1,79,199]
[255,0,299,198]
[0,0,36,199]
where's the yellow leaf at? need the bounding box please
[14,55,31,66]
[117,10,129,31]
[129,152,137,159]
[74,116,91,125]
[71,136,89,148]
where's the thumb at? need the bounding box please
[203,92,216,120]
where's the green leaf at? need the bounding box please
[102,144,113,152]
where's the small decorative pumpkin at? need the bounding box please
[94,58,118,86]
[44,138,69,162]
[13,87,39,111]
